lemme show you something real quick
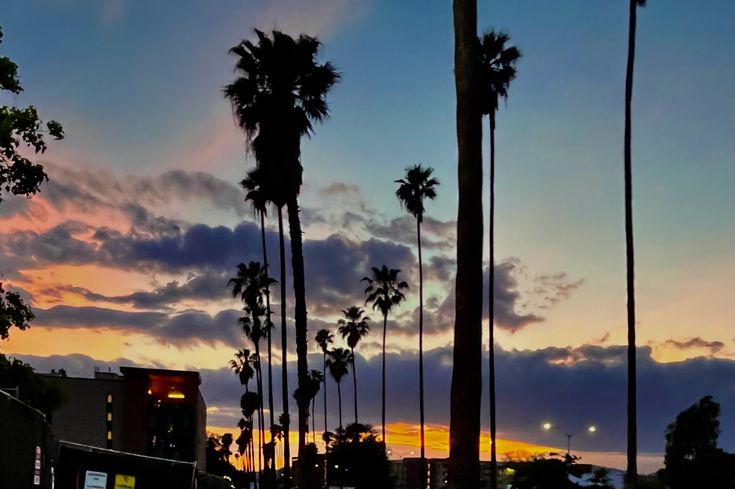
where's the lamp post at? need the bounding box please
[542,422,597,455]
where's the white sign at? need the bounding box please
[84,471,108,489]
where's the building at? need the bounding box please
[43,366,207,469]
[389,458,509,489]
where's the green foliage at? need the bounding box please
[0,282,34,340]
[509,455,579,489]
[328,423,392,489]
[0,353,66,416]
[0,25,64,203]
[660,396,735,489]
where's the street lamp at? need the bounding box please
[542,422,597,455]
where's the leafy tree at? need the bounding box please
[337,306,370,424]
[362,265,408,442]
[0,354,65,418]
[328,423,392,489]
[509,455,579,489]
[224,31,340,471]
[315,328,334,437]
[0,283,34,340]
[326,347,351,431]
[448,0,485,487]
[1,26,64,203]
[477,30,520,489]
[622,2,648,487]
[660,396,735,489]
[396,164,438,487]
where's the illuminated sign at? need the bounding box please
[83,471,107,489]
[114,474,136,489]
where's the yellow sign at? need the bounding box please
[114,474,136,489]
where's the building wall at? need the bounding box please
[44,375,124,451]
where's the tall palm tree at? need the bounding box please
[396,164,439,485]
[228,261,275,486]
[362,266,408,442]
[308,369,324,444]
[224,30,340,466]
[478,30,521,489]
[230,349,257,482]
[315,328,334,437]
[449,0,484,488]
[242,168,277,451]
[326,348,352,431]
[337,306,370,424]
[624,2,647,487]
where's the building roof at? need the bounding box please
[119,366,202,384]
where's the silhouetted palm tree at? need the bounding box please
[337,306,370,424]
[478,30,520,489]
[326,348,351,431]
[308,370,324,444]
[624,2,647,487]
[448,0,485,488]
[229,261,275,485]
[362,266,408,442]
[242,168,277,450]
[224,30,340,467]
[396,164,439,483]
[230,349,257,481]
[315,328,334,437]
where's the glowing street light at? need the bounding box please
[542,422,598,455]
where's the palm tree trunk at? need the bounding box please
[337,381,343,430]
[277,207,292,485]
[286,197,310,462]
[417,219,427,489]
[311,396,316,444]
[351,347,358,424]
[323,353,328,436]
[260,211,276,489]
[449,0,484,488]
[381,314,387,442]
[260,213,276,433]
[488,113,498,489]
[255,343,265,487]
[624,0,638,487]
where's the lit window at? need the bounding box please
[107,413,112,422]
[107,394,112,403]
[107,431,112,440]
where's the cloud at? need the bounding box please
[17,345,735,456]
[365,215,456,251]
[657,337,726,356]
[251,0,369,40]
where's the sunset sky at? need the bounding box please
[1,0,733,473]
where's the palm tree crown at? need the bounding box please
[362,266,409,317]
[315,328,334,354]
[395,164,439,223]
[326,348,351,384]
[478,31,521,117]
[224,29,340,205]
[337,306,370,349]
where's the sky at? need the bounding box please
[1,0,733,473]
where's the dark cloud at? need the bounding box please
[33,305,242,347]
[17,345,735,457]
[365,215,455,251]
[659,337,726,355]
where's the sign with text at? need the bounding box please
[114,473,136,489]
[83,471,107,489]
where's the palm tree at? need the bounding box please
[230,349,257,482]
[396,164,439,485]
[478,30,521,489]
[624,2,647,487]
[448,0,484,488]
[242,168,277,453]
[326,348,351,431]
[228,261,275,485]
[224,29,340,466]
[337,306,370,424]
[362,266,408,442]
[308,370,324,444]
[315,328,334,437]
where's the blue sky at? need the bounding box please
[2,0,733,469]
